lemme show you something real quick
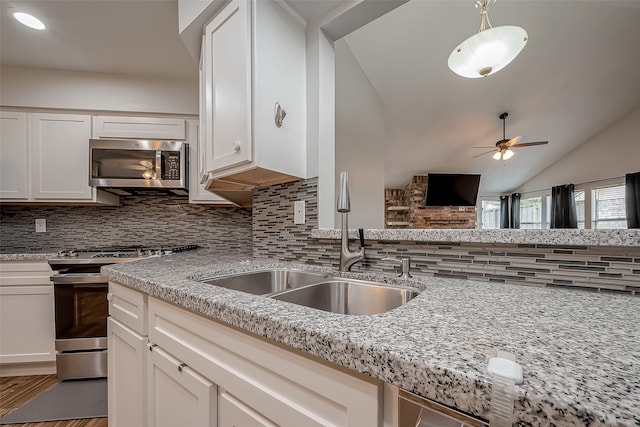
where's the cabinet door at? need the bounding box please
[108,317,147,427]
[92,116,185,140]
[147,345,217,427]
[187,119,235,205]
[0,286,55,364]
[30,113,93,200]
[203,0,252,172]
[0,112,29,199]
[218,389,276,427]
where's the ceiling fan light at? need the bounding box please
[503,149,515,160]
[492,151,503,160]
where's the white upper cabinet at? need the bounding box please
[187,119,235,205]
[201,0,307,205]
[93,116,186,140]
[30,113,94,200]
[202,0,252,172]
[0,111,118,205]
[0,112,29,199]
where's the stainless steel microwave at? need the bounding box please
[89,139,188,194]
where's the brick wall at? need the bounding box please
[385,175,477,229]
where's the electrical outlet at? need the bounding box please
[35,218,47,233]
[294,200,305,224]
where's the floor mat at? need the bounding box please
[0,378,107,424]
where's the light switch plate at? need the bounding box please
[35,218,46,233]
[294,200,305,224]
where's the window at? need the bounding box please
[592,184,627,229]
[519,196,544,229]
[479,179,628,230]
[481,199,501,229]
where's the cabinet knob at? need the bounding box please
[233,141,241,152]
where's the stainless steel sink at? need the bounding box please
[199,269,330,295]
[271,278,420,315]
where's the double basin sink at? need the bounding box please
[198,269,420,315]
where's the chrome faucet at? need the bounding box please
[337,171,365,272]
[382,256,412,279]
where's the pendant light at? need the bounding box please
[448,0,527,78]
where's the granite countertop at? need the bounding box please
[312,228,640,247]
[0,253,56,261]
[101,249,640,426]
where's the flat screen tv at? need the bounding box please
[425,173,481,207]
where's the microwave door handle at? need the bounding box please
[156,150,162,179]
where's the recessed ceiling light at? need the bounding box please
[13,11,46,30]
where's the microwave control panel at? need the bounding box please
[163,151,181,180]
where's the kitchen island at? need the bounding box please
[101,249,639,426]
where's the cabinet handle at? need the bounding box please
[232,141,241,152]
[106,293,113,302]
[274,102,286,128]
[148,343,158,352]
[200,173,209,185]
[177,362,187,373]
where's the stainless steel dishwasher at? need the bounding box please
[399,389,488,427]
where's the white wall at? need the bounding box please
[0,67,198,115]
[517,106,640,192]
[335,40,385,229]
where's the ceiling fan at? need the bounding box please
[474,112,548,160]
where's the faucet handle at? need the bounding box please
[382,256,412,279]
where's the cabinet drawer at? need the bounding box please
[108,282,147,335]
[148,297,381,426]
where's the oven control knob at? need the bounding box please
[57,250,68,257]
[68,250,78,257]
[137,248,144,256]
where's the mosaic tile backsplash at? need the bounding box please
[253,179,640,295]
[0,195,253,256]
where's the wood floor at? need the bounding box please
[0,375,108,427]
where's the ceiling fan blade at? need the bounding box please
[505,136,522,146]
[472,149,497,158]
[511,141,549,148]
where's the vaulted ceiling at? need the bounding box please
[1,0,639,195]
[339,1,640,193]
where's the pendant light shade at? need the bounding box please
[448,1,527,78]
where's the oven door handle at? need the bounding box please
[51,273,107,285]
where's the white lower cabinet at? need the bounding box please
[148,296,382,427]
[107,317,147,427]
[147,345,217,427]
[108,283,383,426]
[0,261,56,377]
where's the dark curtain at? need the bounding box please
[510,193,521,229]
[500,195,510,228]
[550,184,577,228]
[626,172,640,228]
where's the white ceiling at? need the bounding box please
[340,0,640,193]
[1,0,639,195]
[0,0,197,79]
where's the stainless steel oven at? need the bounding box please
[51,271,109,380]
[48,245,198,380]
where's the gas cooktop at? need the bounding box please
[49,244,199,265]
